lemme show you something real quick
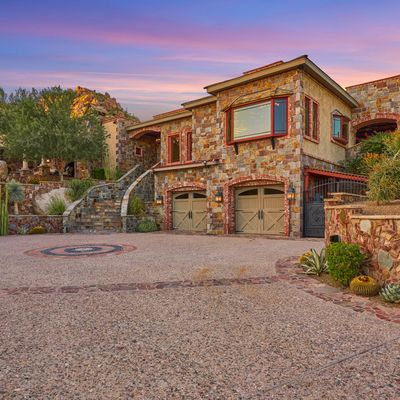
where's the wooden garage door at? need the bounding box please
[172,191,207,232]
[235,185,285,235]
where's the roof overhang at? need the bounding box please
[182,95,217,110]
[204,55,358,108]
[127,110,192,131]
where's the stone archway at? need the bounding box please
[352,113,400,143]
[163,182,207,230]
[223,175,290,235]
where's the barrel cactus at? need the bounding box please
[380,283,400,304]
[299,250,312,264]
[349,275,380,297]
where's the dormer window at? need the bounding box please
[226,97,288,144]
[332,114,349,145]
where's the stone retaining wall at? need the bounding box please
[8,215,63,235]
[325,193,400,283]
[0,181,66,215]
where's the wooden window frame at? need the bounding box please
[331,114,350,146]
[304,95,319,143]
[185,131,192,162]
[225,96,289,145]
[167,133,182,165]
[134,145,144,157]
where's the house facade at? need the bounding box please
[124,55,398,238]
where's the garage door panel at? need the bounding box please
[172,191,207,232]
[236,210,259,233]
[236,185,285,235]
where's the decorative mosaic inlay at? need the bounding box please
[25,244,136,258]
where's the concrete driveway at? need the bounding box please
[1,233,399,399]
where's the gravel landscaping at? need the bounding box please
[1,233,399,399]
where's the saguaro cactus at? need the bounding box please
[0,184,9,235]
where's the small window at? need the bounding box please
[186,131,192,162]
[168,134,181,163]
[274,98,287,135]
[134,146,143,157]
[304,96,319,141]
[332,115,349,144]
[312,102,318,140]
[238,188,258,196]
[193,192,206,199]
[264,188,284,195]
[175,193,189,199]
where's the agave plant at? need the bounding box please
[301,248,328,276]
[6,179,24,215]
[380,283,400,303]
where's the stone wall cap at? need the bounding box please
[351,215,400,220]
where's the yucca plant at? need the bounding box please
[380,283,400,303]
[6,179,24,215]
[0,184,9,235]
[301,248,328,276]
[47,195,67,215]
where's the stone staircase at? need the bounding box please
[63,165,147,233]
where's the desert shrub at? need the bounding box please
[104,167,123,181]
[136,219,158,232]
[6,179,24,215]
[91,168,105,180]
[300,248,327,276]
[128,196,145,216]
[326,243,365,286]
[66,178,93,202]
[368,157,400,203]
[47,196,67,215]
[29,225,46,234]
[380,283,400,303]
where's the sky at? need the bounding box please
[1,0,400,120]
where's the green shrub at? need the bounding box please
[91,168,105,180]
[359,132,391,155]
[66,178,94,202]
[29,225,46,234]
[136,219,158,232]
[47,196,67,215]
[368,157,400,203]
[326,243,365,286]
[104,167,123,181]
[300,248,327,276]
[128,196,145,216]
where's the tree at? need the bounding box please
[0,87,108,180]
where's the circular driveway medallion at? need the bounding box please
[25,244,136,258]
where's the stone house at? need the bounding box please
[121,55,399,238]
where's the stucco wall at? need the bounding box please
[302,73,354,164]
[103,121,118,169]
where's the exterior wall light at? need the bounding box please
[287,186,296,201]
[155,195,163,205]
[215,190,223,203]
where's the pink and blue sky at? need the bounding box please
[1,0,400,120]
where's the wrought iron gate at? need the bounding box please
[303,179,367,237]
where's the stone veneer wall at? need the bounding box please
[8,215,63,235]
[154,69,304,236]
[347,75,400,129]
[0,181,66,215]
[325,193,400,283]
[116,121,159,173]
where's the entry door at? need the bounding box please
[173,192,207,232]
[235,186,284,234]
